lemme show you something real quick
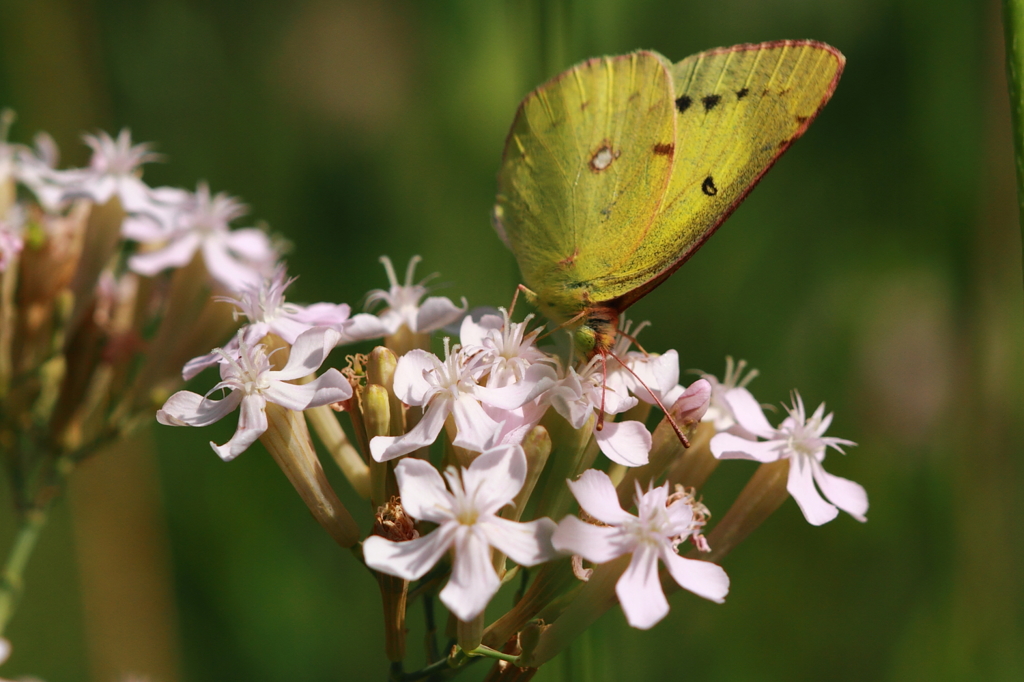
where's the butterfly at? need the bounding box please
[493,40,844,357]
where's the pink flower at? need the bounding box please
[365,255,467,335]
[547,358,651,467]
[126,182,277,291]
[700,357,770,439]
[22,129,161,213]
[157,327,349,460]
[553,469,729,629]
[181,266,387,379]
[710,392,868,526]
[363,445,558,621]
[369,341,554,462]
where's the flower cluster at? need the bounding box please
[0,120,868,680]
[149,251,868,675]
[0,118,293,671]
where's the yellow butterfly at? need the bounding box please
[494,40,844,356]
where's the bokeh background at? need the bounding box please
[1,0,1022,680]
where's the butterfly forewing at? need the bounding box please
[591,41,844,307]
[495,51,677,321]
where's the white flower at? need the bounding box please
[552,469,729,629]
[710,391,868,526]
[363,444,558,621]
[369,341,554,462]
[459,310,560,447]
[603,318,684,407]
[700,357,770,438]
[459,309,554,388]
[181,266,387,379]
[547,358,651,467]
[366,255,467,335]
[126,182,277,291]
[157,327,350,460]
[26,129,160,213]
[0,636,9,665]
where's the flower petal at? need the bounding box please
[414,296,467,333]
[363,524,456,581]
[210,393,268,461]
[370,397,449,462]
[594,419,650,467]
[157,389,242,427]
[660,550,729,604]
[440,527,500,621]
[812,462,868,522]
[483,516,558,567]
[201,239,263,291]
[127,232,201,276]
[272,327,341,381]
[551,515,625,564]
[474,363,557,411]
[566,469,634,526]
[394,457,453,524]
[223,228,275,261]
[616,545,669,630]
[340,313,390,342]
[710,433,782,462]
[263,368,351,410]
[451,394,500,453]
[726,387,775,438]
[393,349,440,406]
[787,457,839,526]
[462,444,525,514]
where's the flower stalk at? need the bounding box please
[260,403,360,548]
[689,459,791,564]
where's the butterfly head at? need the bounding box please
[575,306,618,359]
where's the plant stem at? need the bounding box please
[0,504,51,637]
[1003,0,1024,279]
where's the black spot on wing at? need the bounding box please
[701,176,718,196]
[736,87,749,99]
[675,95,692,113]
[702,94,721,111]
[653,142,674,156]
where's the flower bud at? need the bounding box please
[363,383,393,507]
[366,346,404,436]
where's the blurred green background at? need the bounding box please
[1,0,1022,680]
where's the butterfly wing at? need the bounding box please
[495,51,677,322]
[586,41,845,307]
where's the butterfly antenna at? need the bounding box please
[606,349,691,448]
[597,351,608,431]
[509,284,528,318]
[536,309,588,343]
[616,328,651,356]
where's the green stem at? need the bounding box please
[1003,0,1024,281]
[0,504,51,637]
